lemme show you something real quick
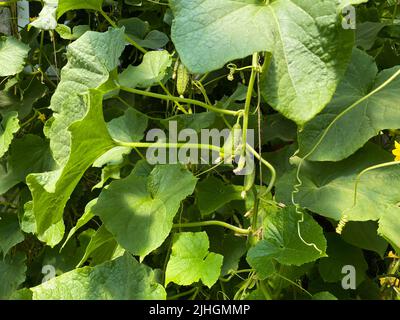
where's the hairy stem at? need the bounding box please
[173,220,251,235]
[119,85,242,116]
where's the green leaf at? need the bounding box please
[92,163,123,189]
[0,213,24,256]
[31,253,166,300]
[77,225,115,267]
[57,0,104,18]
[165,232,223,288]
[117,17,169,49]
[93,146,131,168]
[196,176,243,216]
[356,22,386,50]
[0,111,19,158]
[61,199,97,249]
[0,252,27,299]
[22,201,65,247]
[262,113,297,143]
[247,206,326,279]
[55,24,91,40]
[341,221,388,258]
[137,31,169,50]
[208,230,247,276]
[276,143,400,250]
[0,135,55,195]
[378,210,400,252]
[119,50,172,88]
[92,107,149,172]
[170,0,355,124]
[299,49,400,161]
[160,112,216,133]
[47,28,125,166]
[27,90,116,239]
[318,234,368,287]
[0,37,30,77]
[312,291,338,300]
[93,163,197,258]
[0,78,47,119]
[107,108,148,143]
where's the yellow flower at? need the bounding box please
[393,141,400,161]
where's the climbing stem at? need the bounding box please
[116,141,223,155]
[100,10,147,54]
[158,81,188,114]
[173,220,251,235]
[354,161,400,205]
[168,287,198,300]
[246,143,276,195]
[241,53,259,156]
[119,85,242,116]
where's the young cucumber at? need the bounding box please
[176,62,190,98]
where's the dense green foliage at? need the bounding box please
[1,0,400,300]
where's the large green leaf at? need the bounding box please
[21,201,65,247]
[92,107,149,173]
[47,28,125,166]
[27,90,116,238]
[247,206,326,279]
[31,253,166,300]
[0,78,47,119]
[107,108,148,143]
[208,231,247,276]
[0,111,19,159]
[312,292,338,300]
[299,49,400,161]
[0,135,55,195]
[0,37,29,77]
[26,29,125,242]
[276,143,400,251]
[196,176,243,216]
[61,199,97,249]
[57,0,103,18]
[0,213,24,256]
[77,225,116,267]
[118,17,170,49]
[318,234,368,287]
[165,232,224,288]
[341,221,388,258]
[0,252,27,299]
[118,50,172,88]
[170,0,355,124]
[93,163,197,258]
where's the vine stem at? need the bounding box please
[116,141,223,154]
[241,53,259,156]
[116,139,277,196]
[158,81,188,114]
[168,288,198,300]
[258,280,272,300]
[246,144,276,195]
[119,85,242,116]
[336,157,400,235]
[172,220,251,235]
[100,10,147,54]
[353,161,400,205]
